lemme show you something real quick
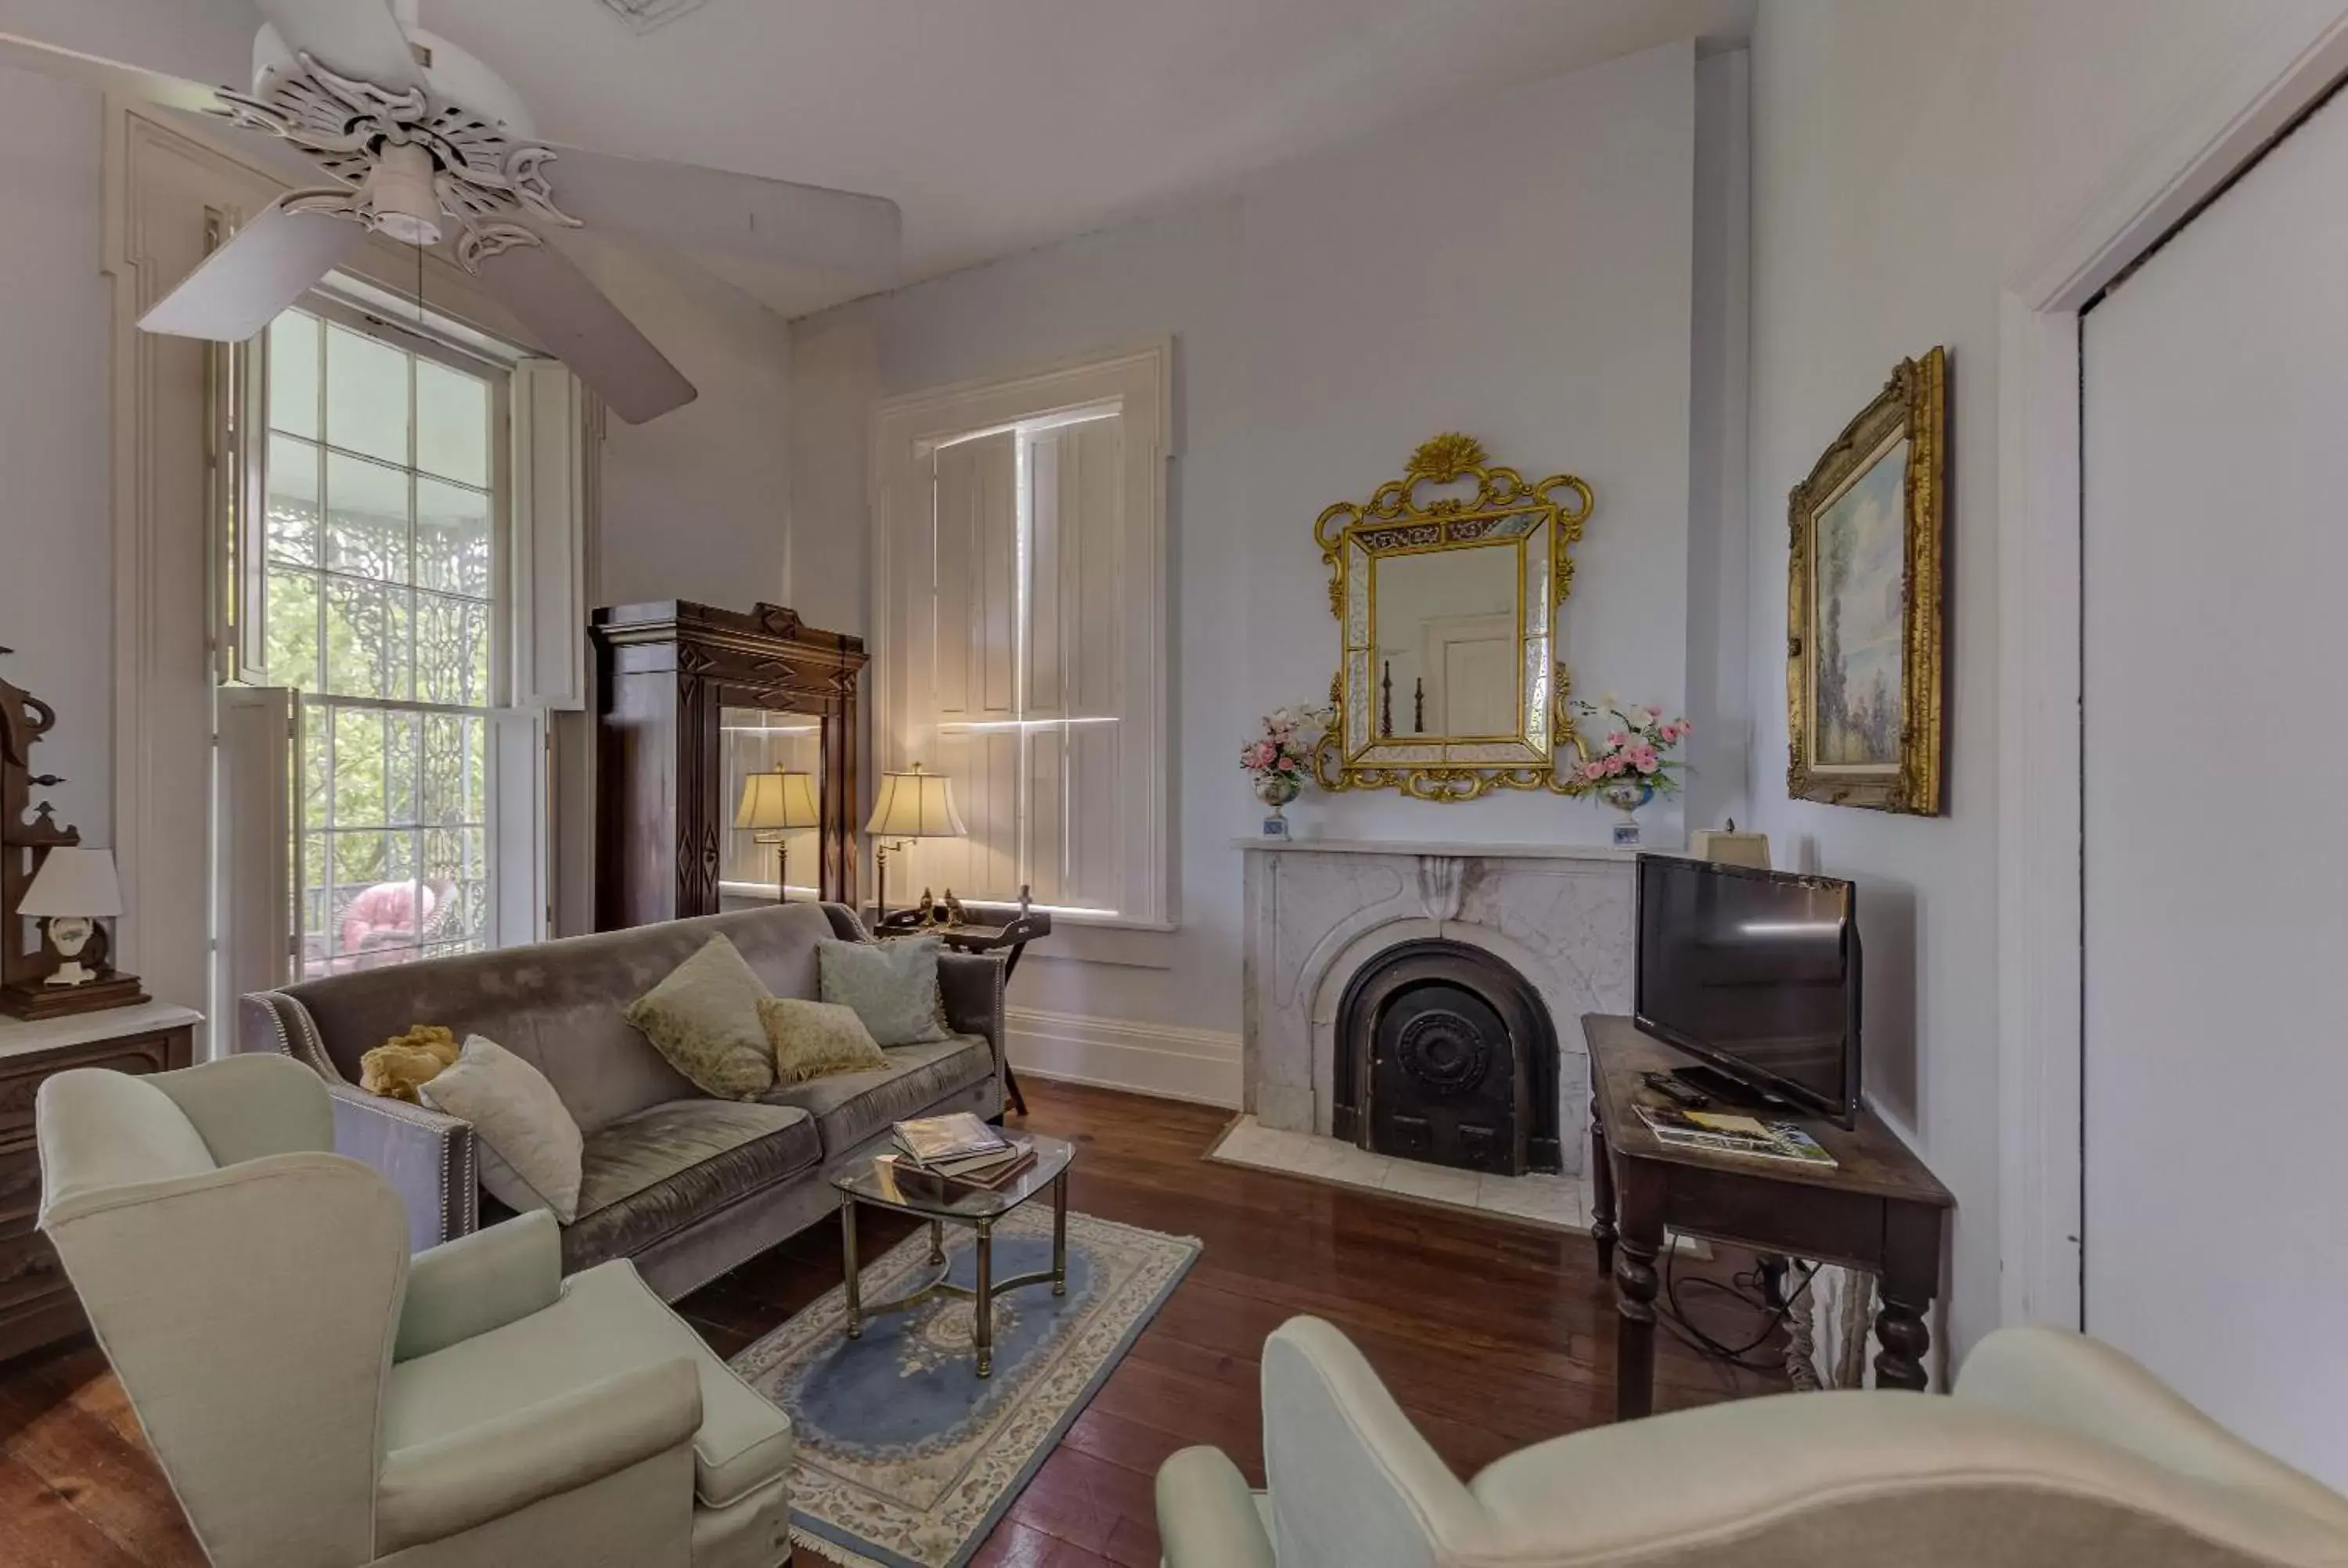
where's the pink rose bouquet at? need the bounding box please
[1564,698,1690,797]
[1240,703,1334,786]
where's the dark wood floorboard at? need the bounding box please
[0,1077,1787,1566]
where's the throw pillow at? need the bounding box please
[416,1035,585,1223]
[816,935,951,1047]
[358,1023,461,1103]
[622,934,778,1099]
[758,996,892,1084]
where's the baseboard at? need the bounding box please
[1006,1006,1243,1108]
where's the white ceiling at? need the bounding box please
[417,0,1750,318]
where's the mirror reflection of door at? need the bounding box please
[720,707,825,904]
[1372,544,1520,738]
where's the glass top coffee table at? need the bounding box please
[831,1132,1075,1378]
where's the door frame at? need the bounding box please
[1995,9,2348,1330]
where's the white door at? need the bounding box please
[2082,85,2348,1488]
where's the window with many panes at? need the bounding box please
[257,304,507,978]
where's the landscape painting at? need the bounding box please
[1809,433,1908,770]
[1785,347,1946,815]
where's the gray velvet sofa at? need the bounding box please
[240,901,1004,1301]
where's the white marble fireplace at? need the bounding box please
[1237,837,1637,1179]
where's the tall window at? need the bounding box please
[874,344,1170,927]
[255,305,507,977]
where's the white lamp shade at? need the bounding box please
[734,769,823,832]
[865,765,967,840]
[20,847,124,918]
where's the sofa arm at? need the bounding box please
[375,1357,703,1553]
[395,1210,563,1362]
[938,951,1007,1073]
[1157,1447,1275,1568]
[326,1081,478,1254]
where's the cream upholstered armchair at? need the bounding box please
[1158,1316,2348,1568]
[36,1054,794,1568]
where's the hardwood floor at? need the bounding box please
[0,1078,1788,1566]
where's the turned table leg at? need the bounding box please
[841,1199,862,1339]
[1611,1163,1664,1421]
[1589,1100,1619,1280]
[974,1216,995,1379]
[1873,1207,1940,1391]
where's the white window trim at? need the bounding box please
[870,339,1176,930]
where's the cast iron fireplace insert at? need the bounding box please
[1331,937,1562,1177]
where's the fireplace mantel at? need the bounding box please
[1237,840,1640,1177]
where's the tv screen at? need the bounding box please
[1633,854,1860,1124]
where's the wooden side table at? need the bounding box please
[1582,1013,1954,1419]
[0,1002,200,1362]
[870,904,1051,1116]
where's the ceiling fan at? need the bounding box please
[0,0,902,423]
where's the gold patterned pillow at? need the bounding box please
[758,996,891,1084]
[621,935,777,1099]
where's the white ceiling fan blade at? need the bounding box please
[0,30,227,113]
[541,144,902,281]
[139,200,362,342]
[255,0,423,91]
[474,239,698,426]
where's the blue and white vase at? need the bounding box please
[1600,779,1656,848]
[1254,774,1301,840]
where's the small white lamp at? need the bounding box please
[20,847,123,987]
[733,769,823,902]
[864,763,967,923]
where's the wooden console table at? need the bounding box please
[0,1002,199,1362]
[1582,1013,1953,1419]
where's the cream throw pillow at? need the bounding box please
[417,1035,584,1223]
[758,996,891,1084]
[816,935,952,1047]
[623,934,778,1099]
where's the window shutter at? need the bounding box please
[1027,417,1125,911]
[510,359,595,711]
[213,686,294,1047]
[489,709,550,949]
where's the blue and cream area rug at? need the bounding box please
[729,1208,1200,1568]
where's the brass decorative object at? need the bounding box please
[1786,348,1947,815]
[1311,434,1594,800]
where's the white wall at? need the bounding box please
[1742,0,2348,1367]
[0,2,254,850]
[790,42,1711,1072]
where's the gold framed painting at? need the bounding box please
[1786,346,1946,815]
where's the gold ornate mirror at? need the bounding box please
[1313,434,1594,800]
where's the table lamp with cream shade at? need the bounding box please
[733,768,823,903]
[865,763,967,924]
[3,846,148,1019]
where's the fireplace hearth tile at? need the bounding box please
[1206,1114,1591,1234]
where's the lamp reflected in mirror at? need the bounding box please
[733,769,822,904]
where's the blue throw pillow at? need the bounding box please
[816,935,952,1047]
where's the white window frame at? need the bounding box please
[871,340,1174,930]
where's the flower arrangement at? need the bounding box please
[1240,704,1334,795]
[1565,698,1691,799]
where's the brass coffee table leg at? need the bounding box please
[841,1198,862,1339]
[1053,1171,1069,1296]
[928,1217,945,1266]
[974,1217,995,1378]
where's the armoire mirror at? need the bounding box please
[1313,434,1594,801]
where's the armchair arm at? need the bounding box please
[938,951,1007,1078]
[326,1081,479,1253]
[394,1210,563,1362]
[1956,1325,2348,1527]
[1156,1447,1274,1568]
[375,1358,703,1554]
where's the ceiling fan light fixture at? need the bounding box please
[361,140,443,246]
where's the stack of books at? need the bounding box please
[887,1113,1037,1192]
[1634,1104,1838,1167]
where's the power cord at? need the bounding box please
[1655,1244,1820,1372]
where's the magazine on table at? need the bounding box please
[890,1111,1011,1170]
[1633,1104,1838,1168]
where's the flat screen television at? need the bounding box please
[1633,854,1861,1127]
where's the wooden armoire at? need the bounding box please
[591,601,867,930]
